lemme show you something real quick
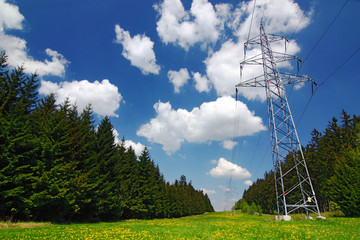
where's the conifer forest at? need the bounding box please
[0,52,214,222]
[236,110,360,217]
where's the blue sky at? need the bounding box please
[1,0,359,211]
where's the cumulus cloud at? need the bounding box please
[200,188,216,195]
[217,0,312,41]
[154,0,312,98]
[137,96,266,154]
[0,0,24,32]
[114,24,160,75]
[205,39,301,99]
[154,0,220,50]
[244,180,253,187]
[205,40,265,99]
[0,0,69,77]
[192,72,211,93]
[168,68,190,93]
[124,140,147,156]
[208,158,251,179]
[39,79,122,117]
[113,129,146,156]
[221,140,238,150]
[204,0,311,99]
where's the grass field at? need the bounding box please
[1,211,359,239]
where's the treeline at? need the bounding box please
[0,52,214,222]
[236,110,360,217]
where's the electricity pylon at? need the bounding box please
[236,22,323,220]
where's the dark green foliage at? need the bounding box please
[0,52,39,220]
[234,199,262,215]
[240,171,276,214]
[328,120,360,216]
[237,110,360,217]
[0,52,214,222]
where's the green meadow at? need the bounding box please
[1,211,359,239]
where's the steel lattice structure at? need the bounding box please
[236,22,322,219]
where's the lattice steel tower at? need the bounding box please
[236,22,323,220]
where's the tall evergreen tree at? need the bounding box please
[119,146,139,219]
[0,52,39,220]
[91,116,121,220]
[30,98,80,221]
[329,117,360,216]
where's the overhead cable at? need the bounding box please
[301,0,350,65]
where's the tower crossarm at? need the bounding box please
[245,34,286,47]
[279,73,313,85]
[241,53,304,70]
[236,73,313,88]
[240,50,306,82]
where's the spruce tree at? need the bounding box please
[0,53,39,220]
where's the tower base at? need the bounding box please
[275,215,291,221]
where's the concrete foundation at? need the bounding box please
[275,215,292,221]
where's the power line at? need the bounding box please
[296,46,360,126]
[229,0,259,207]
[289,0,351,125]
[301,0,350,65]
[318,46,360,87]
[253,141,270,178]
[246,0,257,43]
[287,0,313,49]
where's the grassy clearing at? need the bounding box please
[0,211,359,239]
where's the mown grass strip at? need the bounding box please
[0,222,51,229]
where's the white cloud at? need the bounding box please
[204,38,300,100]
[154,0,220,50]
[113,128,122,144]
[208,157,251,179]
[0,0,24,32]
[168,68,190,93]
[113,129,146,156]
[114,24,160,75]
[192,72,211,93]
[223,0,312,41]
[214,3,232,33]
[137,96,266,155]
[154,0,312,99]
[205,40,266,99]
[200,188,216,195]
[244,180,253,187]
[39,79,122,117]
[221,140,238,150]
[0,0,69,77]
[124,140,146,156]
